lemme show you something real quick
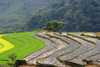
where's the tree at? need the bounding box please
[43,21,64,32]
[52,21,63,32]
[8,53,17,66]
[42,21,53,30]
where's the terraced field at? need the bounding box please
[0,31,100,67]
[24,33,55,63]
[24,32,100,67]
[0,35,14,53]
[54,33,96,64]
[0,31,45,64]
[26,33,69,67]
[73,33,100,64]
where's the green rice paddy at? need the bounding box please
[0,31,45,64]
[0,35,14,53]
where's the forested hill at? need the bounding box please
[24,0,100,32]
[1,0,100,33]
[0,0,56,31]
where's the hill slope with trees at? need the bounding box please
[1,0,100,33]
[0,0,56,31]
[24,0,100,32]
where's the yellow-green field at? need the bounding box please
[0,35,14,53]
[0,31,45,65]
[0,44,3,48]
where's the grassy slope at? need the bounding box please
[0,31,45,64]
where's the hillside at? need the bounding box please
[1,0,100,34]
[24,0,100,32]
[0,0,56,31]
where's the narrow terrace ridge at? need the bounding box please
[52,33,80,60]
[24,33,55,63]
[37,33,69,67]
[79,36,100,64]
[39,38,68,66]
[52,33,83,66]
[52,33,85,64]
[45,33,89,67]
[26,33,69,67]
[67,35,94,64]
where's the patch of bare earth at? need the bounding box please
[85,65,98,67]
[95,32,100,35]
[18,65,35,67]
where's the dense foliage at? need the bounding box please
[24,0,100,32]
[43,21,63,32]
[1,0,100,33]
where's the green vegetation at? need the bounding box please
[0,0,57,32]
[23,0,100,32]
[0,65,10,67]
[1,0,100,33]
[0,35,14,53]
[97,35,100,37]
[43,21,64,32]
[8,53,17,66]
[0,32,98,67]
[0,31,45,65]
[0,43,4,49]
